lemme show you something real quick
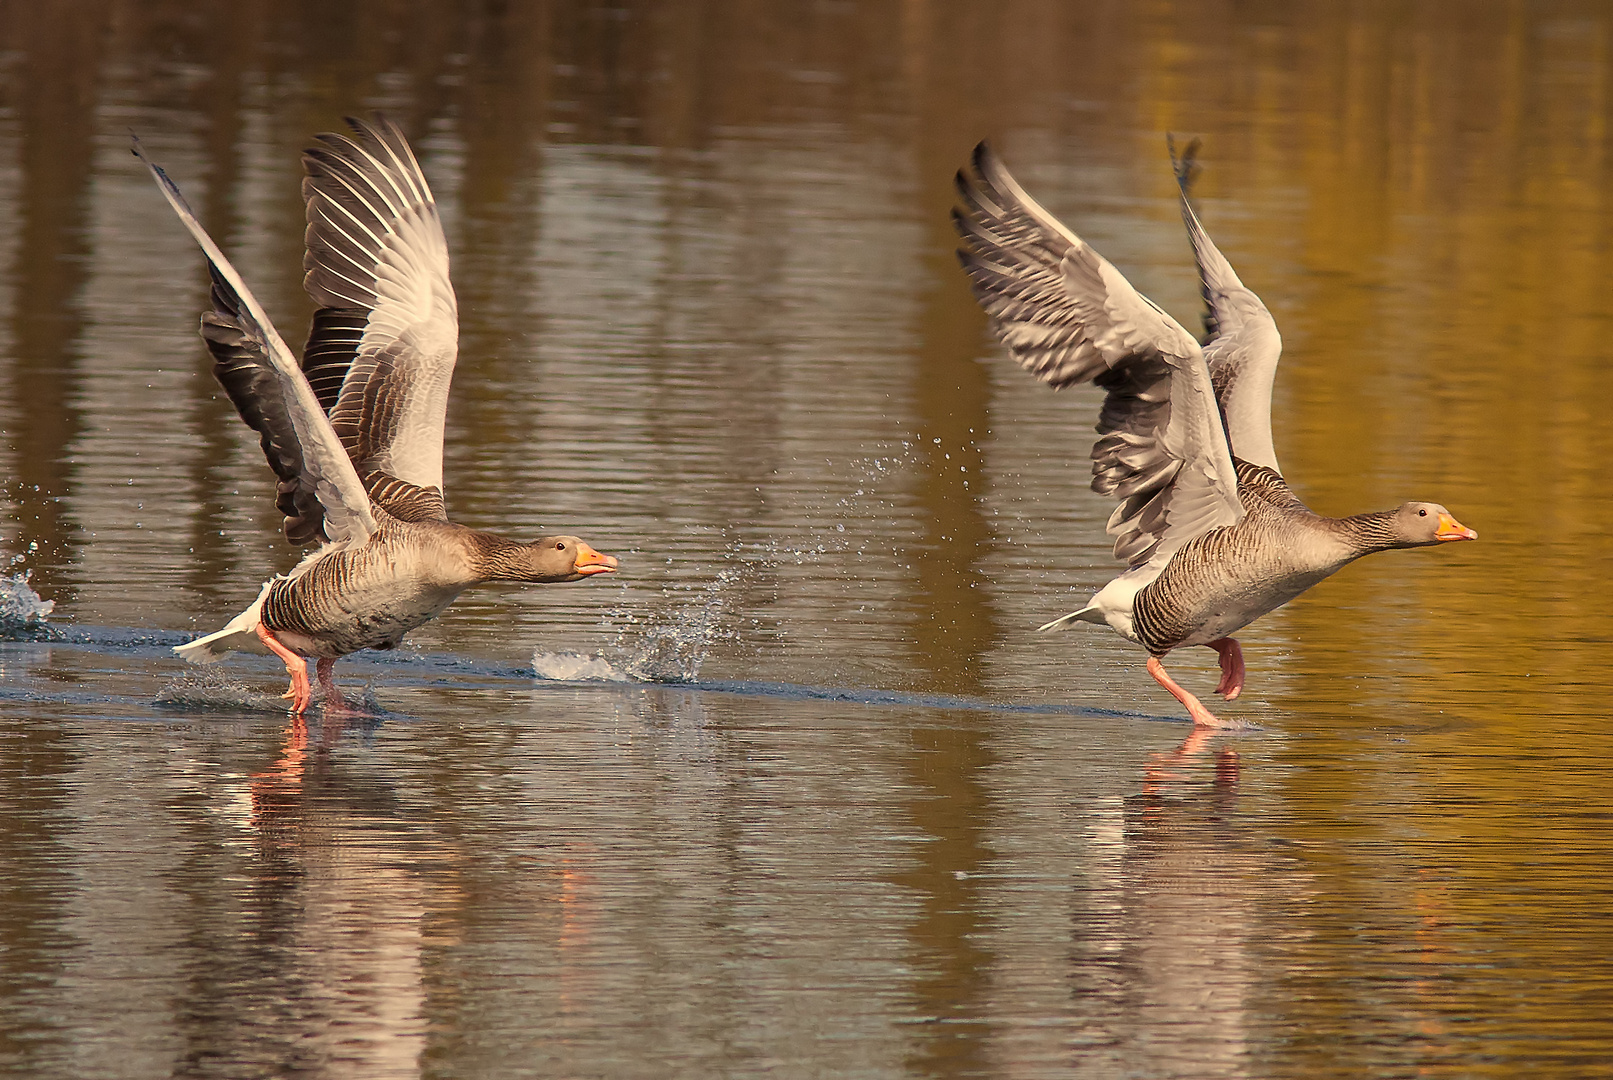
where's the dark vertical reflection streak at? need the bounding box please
[1,0,110,599]
[449,0,550,515]
[0,7,107,1061]
[0,712,81,1071]
[185,4,261,610]
[890,4,1007,1076]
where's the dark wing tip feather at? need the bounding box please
[131,138,201,223]
[200,297,329,546]
[1167,133,1203,196]
[971,139,995,178]
[1167,134,1220,344]
[343,112,394,142]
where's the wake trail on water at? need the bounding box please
[153,670,391,717]
[1,557,1179,723]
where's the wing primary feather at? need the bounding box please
[954,140,1244,565]
[1167,134,1219,343]
[1164,134,1285,475]
[299,115,457,515]
[132,135,377,545]
[199,266,327,545]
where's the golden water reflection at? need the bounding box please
[0,0,1608,1076]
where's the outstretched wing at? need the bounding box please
[134,137,377,547]
[1169,136,1283,475]
[300,114,457,522]
[953,141,1243,567]
[199,266,328,544]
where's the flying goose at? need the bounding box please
[953,140,1476,727]
[136,116,618,714]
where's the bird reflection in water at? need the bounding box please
[247,713,352,831]
[235,712,437,1075]
[1146,726,1242,790]
[1069,736,1281,1077]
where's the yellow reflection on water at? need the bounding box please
[0,2,1609,1077]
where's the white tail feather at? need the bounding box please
[174,581,272,663]
[1037,605,1105,632]
[174,626,256,664]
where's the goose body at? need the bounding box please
[954,141,1476,726]
[139,117,617,713]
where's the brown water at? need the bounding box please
[0,1,1609,1077]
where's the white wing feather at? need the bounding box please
[302,117,458,502]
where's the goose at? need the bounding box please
[136,116,618,714]
[953,140,1476,727]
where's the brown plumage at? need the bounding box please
[954,140,1476,727]
[136,117,618,713]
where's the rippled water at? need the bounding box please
[1,1,1612,1077]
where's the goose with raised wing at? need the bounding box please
[953,140,1476,727]
[137,116,617,714]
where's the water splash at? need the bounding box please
[154,668,388,716]
[154,668,286,712]
[0,571,55,638]
[532,559,758,688]
[532,651,628,683]
[613,565,745,683]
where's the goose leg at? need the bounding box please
[314,658,350,713]
[255,624,311,713]
[1147,655,1230,728]
[1208,638,1245,700]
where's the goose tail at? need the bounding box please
[1037,605,1106,632]
[173,581,273,664]
[174,625,257,664]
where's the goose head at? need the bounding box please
[1389,502,1478,547]
[516,536,619,582]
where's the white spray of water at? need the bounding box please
[529,447,912,688]
[532,559,755,685]
[531,651,628,683]
[616,564,744,682]
[0,569,54,632]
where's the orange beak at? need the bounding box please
[572,542,619,575]
[1434,512,1478,542]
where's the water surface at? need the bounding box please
[0,2,1609,1077]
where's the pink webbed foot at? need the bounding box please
[1208,638,1246,700]
[255,625,311,714]
[1146,655,1249,729]
[314,657,356,715]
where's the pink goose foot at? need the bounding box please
[1147,654,1237,729]
[255,625,311,714]
[314,658,354,714]
[1208,637,1246,700]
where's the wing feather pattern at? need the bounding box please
[954,142,1243,567]
[1169,136,1283,474]
[199,266,327,544]
[134,138,377,547]
[301,115,456,522]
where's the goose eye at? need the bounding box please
[556,542,566,551]
[1418,509,1428,517]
